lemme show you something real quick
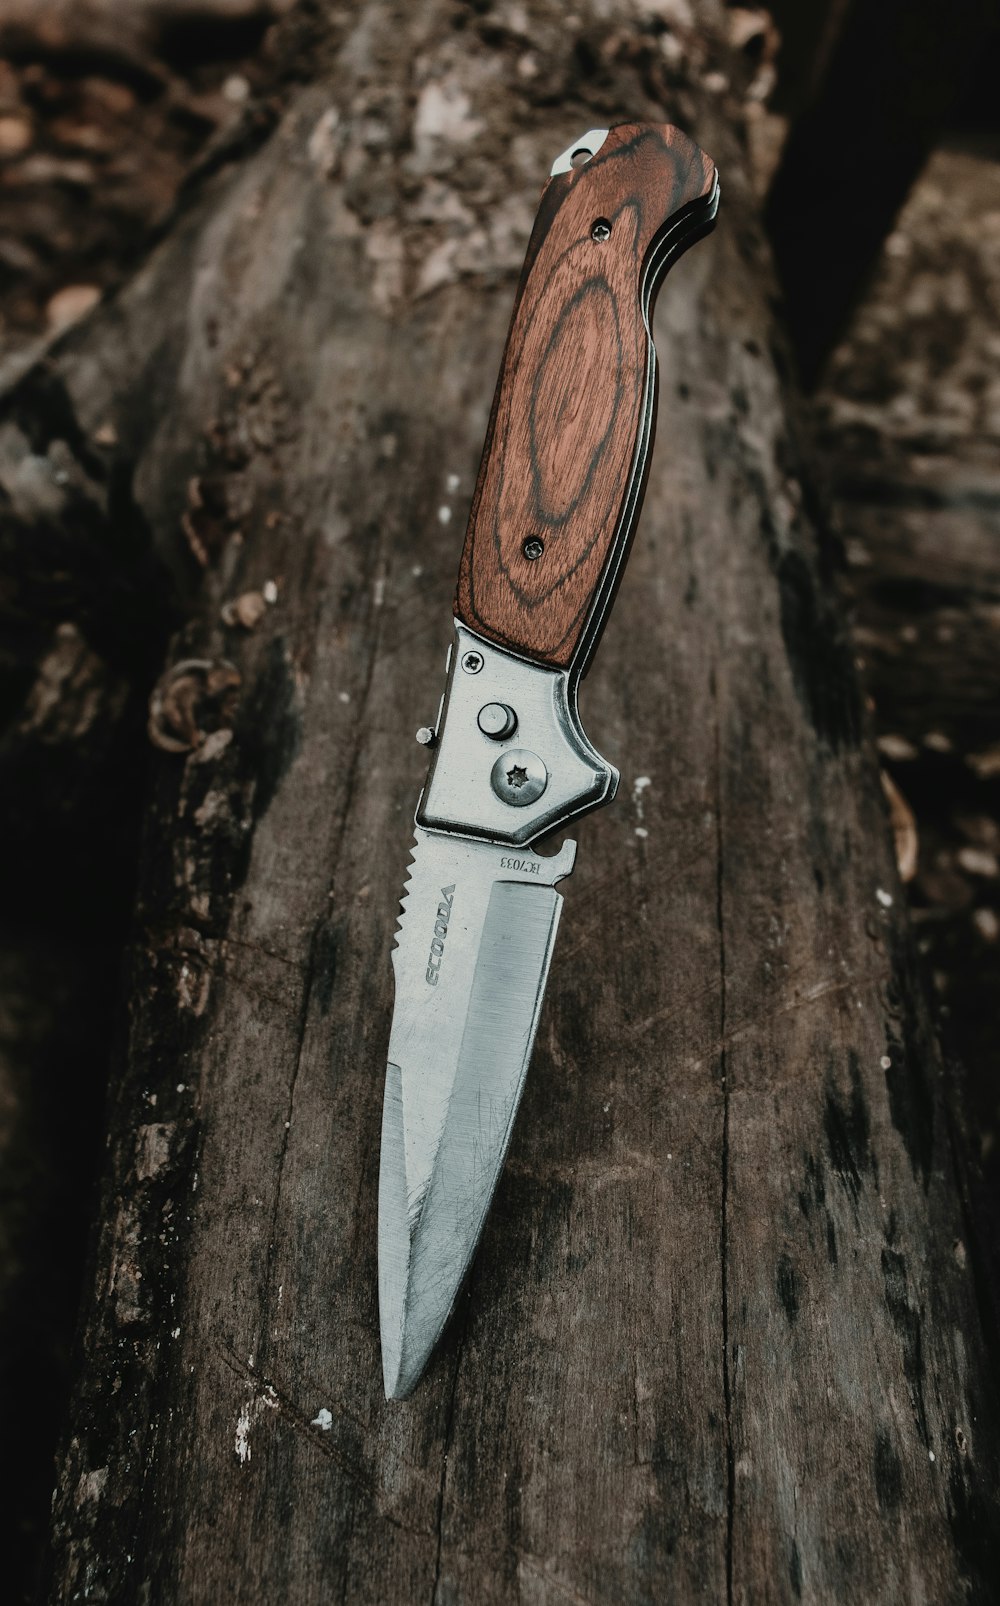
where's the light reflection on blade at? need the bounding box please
[378,827,575,1399]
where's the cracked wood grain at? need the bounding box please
[714,683,736,1606]
[15,2,999,1603]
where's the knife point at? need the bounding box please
[383,1362,419,1402]
[382,1353,404,1401]
[381,1315,432,1401]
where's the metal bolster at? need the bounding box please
[416,623,618,847]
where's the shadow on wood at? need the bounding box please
[0,3,996,1601]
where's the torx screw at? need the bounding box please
[523,536,544,561]
[490,748,547,806]
[591,218,612,242]
[461,650,484,674]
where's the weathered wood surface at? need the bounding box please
[815,143,1000,761]
[811,137,1000,1315]
[8,2,995,1601]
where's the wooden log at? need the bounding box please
[17,3,998,1600]
[0,918,131,1605]
[0,335,179,1601]
[814,141,1000,763]
[811,136,1000,1317]
[765,0,991,386]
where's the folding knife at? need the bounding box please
[379,122,719,1398]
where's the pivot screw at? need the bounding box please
[461,650,484,674]
[522,536,544,561]
[591,218,612,242]
[477,702,517,741]
[490,748,547,807]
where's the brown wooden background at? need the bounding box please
[0,2,998,1602]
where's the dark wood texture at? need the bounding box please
[455,121,716,670]
[764,0,992,386]
[813,139,1000,1306]
[3,4,995,1602]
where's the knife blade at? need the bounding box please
[379,122,719,1398]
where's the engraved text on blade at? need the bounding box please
[425,885,456,986]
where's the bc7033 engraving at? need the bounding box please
[499,856,540,875]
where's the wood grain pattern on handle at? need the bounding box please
[455,123,718,671]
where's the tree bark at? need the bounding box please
[11,2,997,1601]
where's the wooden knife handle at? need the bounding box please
[455,122,718,672]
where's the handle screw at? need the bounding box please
[461,650,484,674]
[591,218,612,242]
[523,536,544,561]
[490,748,547,806]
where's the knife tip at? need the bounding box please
[381,1342,423,1401]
